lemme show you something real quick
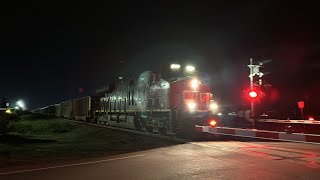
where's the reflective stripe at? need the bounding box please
[196,126,320,144]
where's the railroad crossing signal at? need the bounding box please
[248,64,264,78]
[298,101,305,109]
[247,58,271,128]
[298,101,305,119]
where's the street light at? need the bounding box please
[17,100,25,109]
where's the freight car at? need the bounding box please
[33,96,99,122]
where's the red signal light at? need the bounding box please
[249,91,258,98]
[209,120,217,127]
[308,117,314,121]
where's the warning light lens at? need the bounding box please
[308,117,314,121]
[209,120,217,127]
[249,91,258,98]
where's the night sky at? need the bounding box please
[1,1,320,114]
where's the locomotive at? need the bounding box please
[96,67,219,137]
[33,64,220,138]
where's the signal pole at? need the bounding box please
[248,58,255,128]
[247,58,271,128]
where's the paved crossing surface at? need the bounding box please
[1,141,320,179]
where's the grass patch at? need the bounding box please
[19,113,54,120]
[0,134,56,145]
[0,114,181,168]
[8,119,75,134]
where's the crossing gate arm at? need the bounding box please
[195,125,320,144]
[257,119,320,124]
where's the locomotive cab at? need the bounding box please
[170,77,218,113]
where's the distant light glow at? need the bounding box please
[191,79,199,89]
[186,65,195,72]
[170,64,181,70]
[5,109,12,114]
[217,112,222,116]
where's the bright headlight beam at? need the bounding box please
[187,102,196,110]
[170,64,181,70]
[186,65,195,72]
[191,79,199,89]
[210,103,218,110]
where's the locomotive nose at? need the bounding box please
[193,112,221,127]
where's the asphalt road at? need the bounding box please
[1,140,320,180]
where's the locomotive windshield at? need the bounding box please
[183,91,214,111]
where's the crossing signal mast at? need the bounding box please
[247,58,271,128]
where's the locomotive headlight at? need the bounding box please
[191,79,199,89]
[187,102,196,110]
[170,64,181,70]
[186,65,195,72]
[209,102,218,110]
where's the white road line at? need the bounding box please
[0,154,146,176]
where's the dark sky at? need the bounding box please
[1,1,320,113]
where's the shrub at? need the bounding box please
[49,122,75,133]
[0,113,19,134]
